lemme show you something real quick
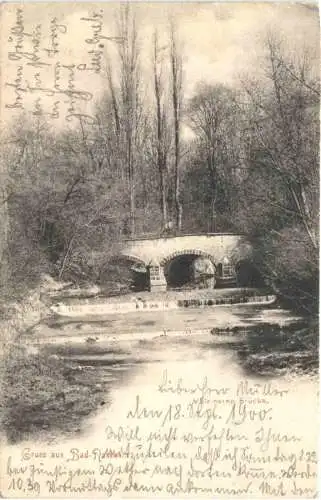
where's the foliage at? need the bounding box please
[253,228,319,314]
[237,319,319,375]
[0,20,319,314]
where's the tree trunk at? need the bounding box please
[174,158,182,231]
[153,30,168,230]
[170,23,183,232]
[59,235,75,280]
[160,168,167,227]
[129,167,135,236]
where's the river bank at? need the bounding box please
[0,344,111,443]
[236,319,319,376]
[0,289,48,352]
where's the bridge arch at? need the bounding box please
[160,249,216,267]
[235,259,264,287]
[110,254,147,267]
[161,250,217,290]
[107,254,149,291]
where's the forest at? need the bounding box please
[0,6,319,315]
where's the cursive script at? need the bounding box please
[1,370,318,497]
[4,6,111,124]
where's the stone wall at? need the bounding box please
[120,234,252,267]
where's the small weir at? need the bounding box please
[50,293,276,317]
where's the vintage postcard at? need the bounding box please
[0,2,319,498]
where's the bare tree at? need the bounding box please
[116,5,141,236]
[152,30,170,228]
[169,22,183,232]
[188,83,242,230]
[102,5,142,236]
[242,34,319,249]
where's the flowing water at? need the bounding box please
[1,303,319,498]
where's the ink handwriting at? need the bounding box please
[5,6,109,123]
[3,372,318,497]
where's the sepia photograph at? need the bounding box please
[0,1,319,497]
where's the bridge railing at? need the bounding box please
[120,231,244,242]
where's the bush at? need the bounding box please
[0,346,108,443]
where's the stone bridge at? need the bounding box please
[114,233,254,291]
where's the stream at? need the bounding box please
[1,303,318,498]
